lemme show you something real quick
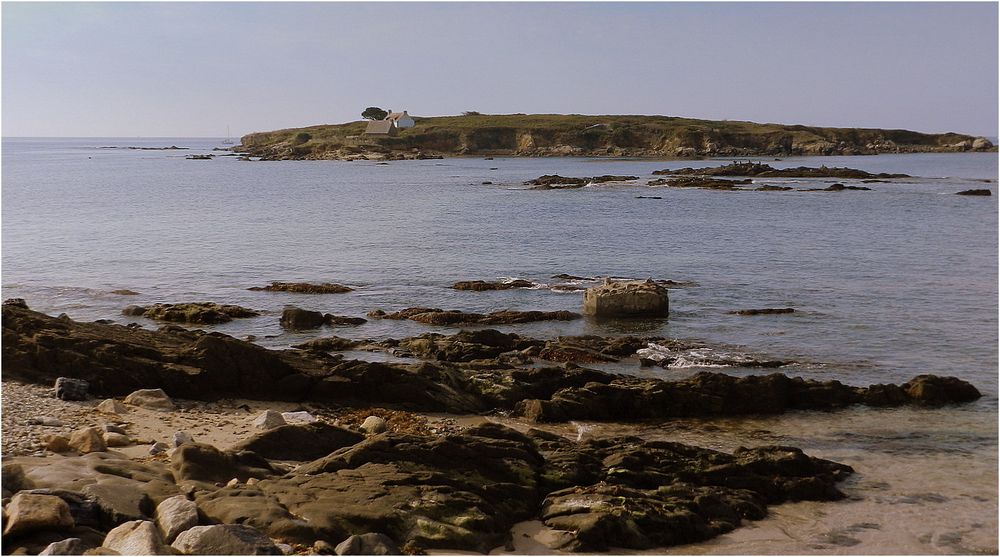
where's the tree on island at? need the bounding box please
[362,107,389,121]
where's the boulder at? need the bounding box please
[124,389,175,411]
[102,520,172,555]
[170,443,275,484]
[903,375,982,405]
[360,416,387,435]
[252,410,287,430]
[103,433,132,448]
[280,307,326,330]
[42,435,70,455]
[334,533,401,555]
[171,524,281,555]
[582,279,669,317]
[69,428,108,454]
[230,422,363,461]
[972,137,993,150]
[55,377,90,401]
[155,495,199,543]
[81,480,154,526]
[956,189,992,196]
[3,463,36,495]
[3,493,74,536]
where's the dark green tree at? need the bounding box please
[362,107,389,121]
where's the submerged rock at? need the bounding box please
[956,189,992,196]
[369,307,580,326]
[730,308,795,316]
[248,282,353,294]
[583,279,669,317]
[648,177,752,189]
[655,162,908,179]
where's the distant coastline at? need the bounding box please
[238,113,996,161]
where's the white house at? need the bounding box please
[384,110,415,129]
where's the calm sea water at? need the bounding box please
[3,138,997,553]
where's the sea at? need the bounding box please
[2,137,997,554]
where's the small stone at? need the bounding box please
[225,478,239,488]
[69,427,107,453]
[155,495,199,543]
[246,478,258,486]
[97,399,129,414]
[334,533,401,555]
[55,377,90,401]
[172,431,194,448]
[124,389,175,411]
[252,410,286,430]
[39,538,84,555]
[103,520,172,555]
[149,442,170,456]
[102,424,128,435]
[44,434,72,453]
[2,493,75,537]
[313,540,336,555]
[280,411,317,424]
[103,432,133,447]
[276,543,294,555]
[28,416,65,427]
[360,416,387,435]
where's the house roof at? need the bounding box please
[385,111,410,121]
[365,120,394,135]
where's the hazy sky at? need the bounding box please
[3,2,997,138]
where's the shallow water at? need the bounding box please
[2,138,997,553]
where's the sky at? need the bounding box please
[2,2,997,138]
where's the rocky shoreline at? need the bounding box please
[1,299,984,554]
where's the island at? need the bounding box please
[238,113,995,161]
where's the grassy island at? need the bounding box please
[239,113,994,161]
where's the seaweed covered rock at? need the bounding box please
[121,302,260,324]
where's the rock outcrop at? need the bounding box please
[2,305,982,419]
[122,302,260,325]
